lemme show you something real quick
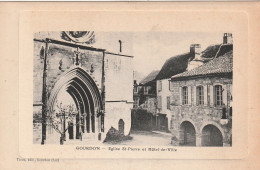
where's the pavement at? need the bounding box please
[151,130,172,137]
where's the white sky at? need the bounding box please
[131,32,224,76]
[37,32,226,77]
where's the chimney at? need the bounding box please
[223,33,233,44]
[119,40,122,53]
[190,44,201,61]
[187,44,203,71]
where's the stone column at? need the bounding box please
[196,133,202,146]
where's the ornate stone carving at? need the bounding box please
[61,31,95,44]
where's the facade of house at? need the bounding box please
[155,33,233,134]
[33,31,133,144]
[131,70,159,130]
[155,43,206,131]
[169,49,233,147]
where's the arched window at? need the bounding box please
[196,86,204,105]
[182,87,188,105]
[40,46,45,59]
[215,85,223,106]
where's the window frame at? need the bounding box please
[196,86,204,105]
[133,98,139,108]
[182,86,188,105]
[134,86,138,94]
[214,85,223,107]
[144,86,149,94]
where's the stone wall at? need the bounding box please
[46,43,104,96]
[103,52,133,139]
[170,76,232,146]
[33,37,133,143]
[157,79,171,128]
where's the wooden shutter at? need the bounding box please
[179,87,182,105]
[188,86,192,105]
[210,85,214,106]
[193,86,197,106]
[223,84,227,106]
[204,85,208,106]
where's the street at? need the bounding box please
[104,131,173,146]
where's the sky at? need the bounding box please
[43,31,227,107]
[131,32,224,76]
[36,31,226,78]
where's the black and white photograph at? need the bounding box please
[2,2,259,169]
[33,31,233,147]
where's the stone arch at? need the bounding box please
[118,119,125,135]
[179,121,196,146]
[199,121,225,138]
[47,67,104,138]
[180,118,199,133]
[200,122,224,147]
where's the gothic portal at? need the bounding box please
[33,32,133,144]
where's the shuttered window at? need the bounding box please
[158,80,162,91]
[167,96,171,110]
[157,96,162,109]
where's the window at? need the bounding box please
[167,96,171,110]
[215,85,223,106]
[158,80,162,91]
[196,86,204,105]
[182,87,188,105]
[134,86,138,94]
[143,99,148,108]
[144,86,149,94]
[133,98,139,108]
[157,96,162,109]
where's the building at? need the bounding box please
[169,46,233,147]
[131,70,159,131]
[33,31,133,144]
[155,33,233,134]
[156,52,192,131]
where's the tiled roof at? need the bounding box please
[140,70,160,85]
[171,50,233,79]
[155,44,233,80]
[201,44,233,59]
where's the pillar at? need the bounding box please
[196,133,202,146]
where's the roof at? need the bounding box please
[155,44,233,80]
[201,44,233,59]
[171,50,233,80]
[156,53,191,80]
[140,70,160,85]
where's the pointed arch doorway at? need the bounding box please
[47,67,104,140]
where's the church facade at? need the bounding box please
[33,32,133,144]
